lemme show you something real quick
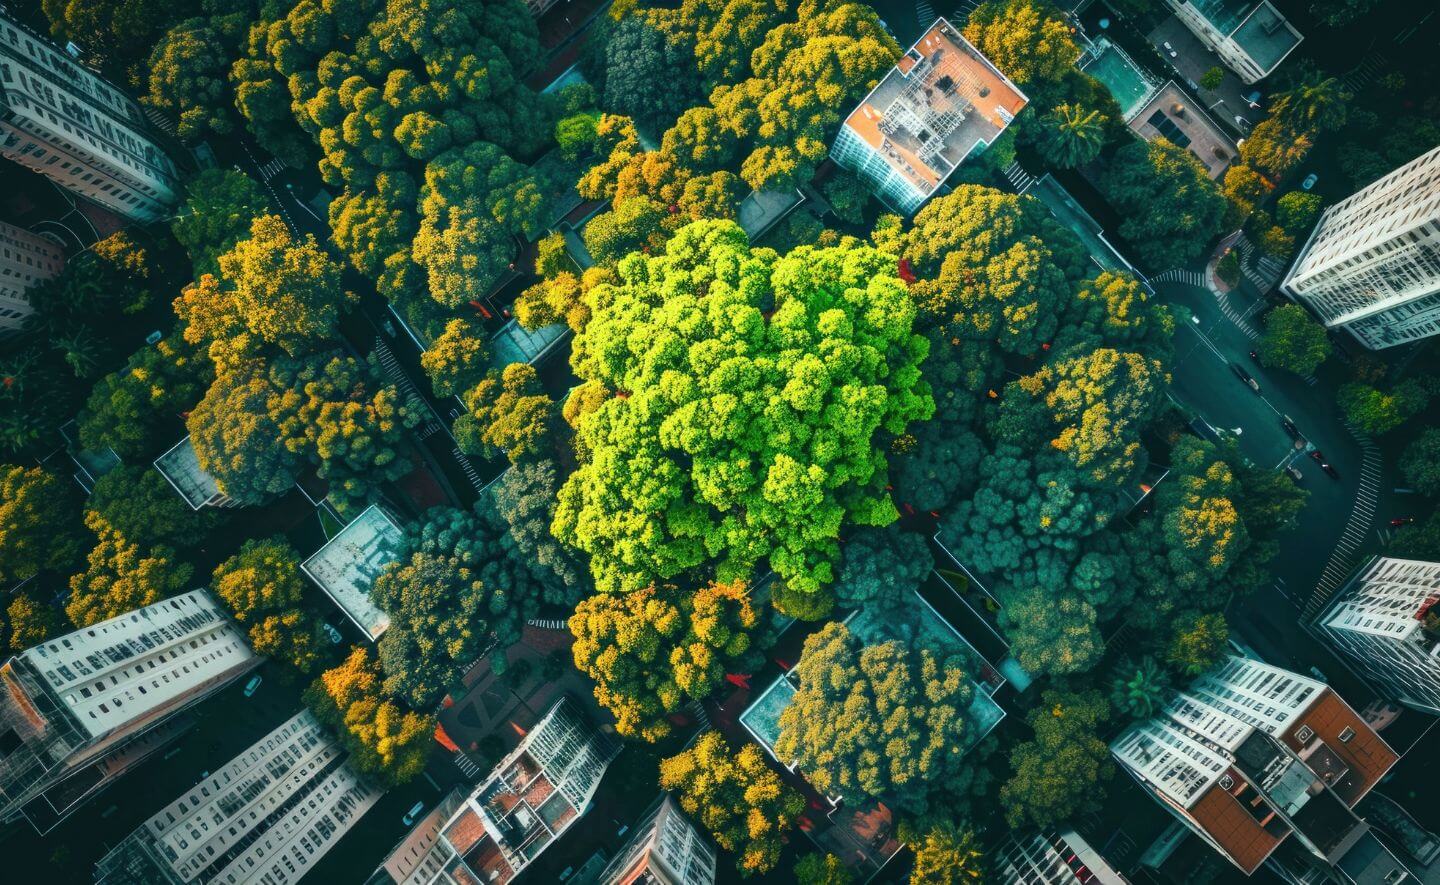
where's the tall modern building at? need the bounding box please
[1162,0,1302,83]
[1112,656,1401,879]
[94,709,382,885]
[1282,145,1440,349]
[0,9,180,221]
[370,696,617,884]
[992,829,1130,884]
[0,590,259,832]
[1314,556,1440,716]
[0,218,62,335]
[597,794,716,885]
[830,18,1027,215]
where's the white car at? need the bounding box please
[243,675,262,698]
[403,801,426,826]
[1302,173,1318,190]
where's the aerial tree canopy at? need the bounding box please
[554,220,934,605]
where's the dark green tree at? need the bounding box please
[1000,689,1114,829]
[1401,430,1440,497]
[1257,304,1330,375]
[1101,138,1228,269]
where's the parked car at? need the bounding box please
[1280,416,1300,438]
[1285,465,1303,482]
[1162,40,1177,58]
[1230,362,1260,392]
[1320,462,1339,479]
[243,675,262,698]
[1302,173,1319,190]
[321,622,343,645]
[402,801,426,826]
[1391,517,1416,527]
[1309,449,1326,464]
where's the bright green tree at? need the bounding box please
[1039,103,1107,168]
[659,731,804,877]
[86,465,216,549]
[1109,656,1172,720]
[188,368,301,505]
[555,221,934,601]
[1200,66,1225,90]
[1166,610,1230,676]
[794,853,853,885]
[1276,191,1323,238]
[1338,379,1430,436]
[212,537,322,673]
[907,821,986,884]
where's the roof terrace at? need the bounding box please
[840,18,1028,199]
[299,504,404,640]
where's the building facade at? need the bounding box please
[1112,656,1400,879]
[1314,556,1440,715]
[0,9,179,221]
[1162,0,1302,83]
[0,590,259,832]
[830,18,1027,215]
[94,709,381,885]
[0,219,62,335]
[598,794,716,885]
[370,696,618,884]
[1282,145,1440,349]
[993,829,1130,884]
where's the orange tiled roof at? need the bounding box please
[1190,780,1287,874]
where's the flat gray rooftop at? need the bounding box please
[300,504,403,640]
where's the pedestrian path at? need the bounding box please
[1153,268,1204,286]
[1342,52,1388,93]
[1303,425,1382,619]
[373,338,444,437]
[1215,289,1261,340]
[451,447,486,493]
[1002,161,1036,194]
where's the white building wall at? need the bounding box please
[1315,557,1440,715]
[0,11,179,221]
[1283,146,1440,349]
[0,219,62,334]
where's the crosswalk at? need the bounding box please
[915,0,935,25]
[1235,238,1286,292]
[1303,426,1382,619]
[453,752,482,781]
[1215,290,1261,340]
[257,157,287,181]
[142,106,177,138]
[1153,268,1204,286]
[1002,161,1036,194]
[526,618,568,630]
[373,338,443,436]
[1342,52,1388,93]
[451,447,486,493]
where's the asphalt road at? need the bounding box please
[1155,279,1393,700]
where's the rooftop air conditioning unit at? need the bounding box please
[1219,774,1234,790]
[1296,725,1314,742]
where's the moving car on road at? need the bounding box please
[1309,449,1326,464]
[1391,517,1416,527]
[1230,363,1261,392]
[1280,416,1300,438]
[1320,462,1339,479]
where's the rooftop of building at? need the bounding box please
[300,504,404,640]
[152,436,224,510]
[440,697,618,884]
[1183,0,1301,72]
[20,589,255,737]
[839,18,1027,199]
[1128,81,1238,179]
[1289,145,1440,283]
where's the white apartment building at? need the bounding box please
[0,218,62,334]
[1112,656,1400,879]
[371,696,617,884]
[598,794,716,885]
[0,590,259,832]
[0,9,179,221]
[94,710,382,885]
[993,829,1130,884]
[1283,145,1440,349]
[1163,0,1302,84]
[1314,556,1440,716]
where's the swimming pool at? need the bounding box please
[1081,39,1162,122]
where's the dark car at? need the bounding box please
[1391,517,1415,527]
[1280,416,1300,438]
[1309,450,1325,463]
[1248,349,1261,361]
[1230,363,1260,392]
[1320,462,1339,479]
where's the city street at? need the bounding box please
[1154,277,1396,698]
